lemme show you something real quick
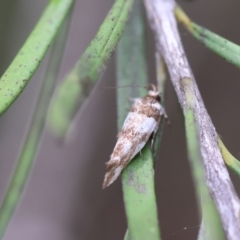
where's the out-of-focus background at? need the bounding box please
[0,0,240,239]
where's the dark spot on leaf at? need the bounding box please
[80,77,93,98]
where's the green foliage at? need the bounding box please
[48,0,135,139]
[0,8,72,239]
[0,0,73,115]
[0,1,240,239]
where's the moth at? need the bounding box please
[102,85,169,188]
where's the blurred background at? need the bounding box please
[0,0,240,239]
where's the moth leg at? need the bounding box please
[160,106,172,128]
[150,131,156,149]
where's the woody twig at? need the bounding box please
[144,0,240,239]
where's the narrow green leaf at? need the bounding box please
[117,1,161,240]
[122,144,160,240]
[0,10,72,239]
[218,138,240,177]
[191,23,240,68]
[182,78,225,240]
[175,6,240,68]
[48,0,135,139]
[0,0,74,115]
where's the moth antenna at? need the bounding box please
[100,85,147,90]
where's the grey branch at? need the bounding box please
[144,0,240,239]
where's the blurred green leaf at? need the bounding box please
[0,0,73,115]
[0,9,72,239]
[48,0,135,139]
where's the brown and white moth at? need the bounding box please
[102,85,168,188]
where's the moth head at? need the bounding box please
[146,84,161,101]
[147,90,161,102]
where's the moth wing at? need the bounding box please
[129,114,159,158]
[103,112,158,188]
